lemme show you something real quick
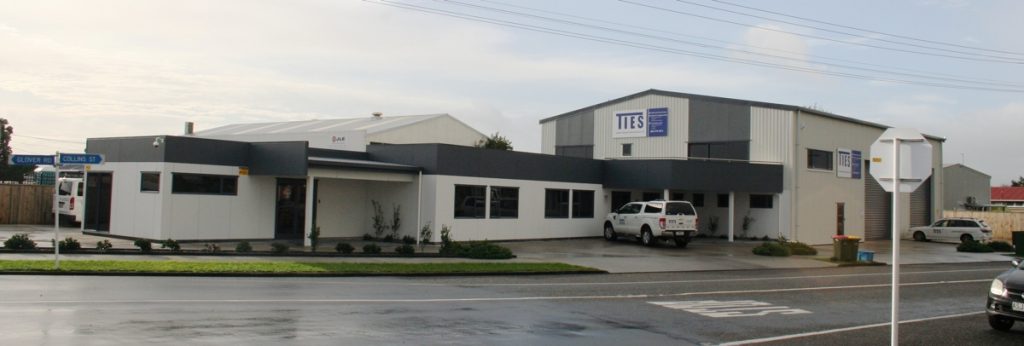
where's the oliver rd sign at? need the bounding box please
[869,128,932,193]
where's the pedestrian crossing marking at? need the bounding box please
[649,300,811,318]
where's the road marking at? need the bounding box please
[0,279,989,305]
[649,300,811,318]
[717,311,985,345]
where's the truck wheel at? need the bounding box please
[989,315,1014,331]
[674,237,689,248]
[603,224,618,241]
[961,234,974,243]
[641,227,655,247]
[913,231,926,242]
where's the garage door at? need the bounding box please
[910,177,932,227]
[864,163,891,240]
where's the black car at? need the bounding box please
[987,258,1024,330]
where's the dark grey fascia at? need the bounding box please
[87,136,309,176]
[604,159,783,193]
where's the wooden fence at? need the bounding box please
[943,210,1024,242]
[0,184,54,225]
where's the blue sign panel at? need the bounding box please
[59,153,104,165]
[647,107,668,137]
[851,150,862,179]
[10,155,55,166]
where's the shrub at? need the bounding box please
[371,200,387,237]
[335,242,354,254]
[4,233,36,250]
[957,240,993,253]
[752,242,791,256]
[270,242,290,254]
[395,244,415,255]
[463,242,513,259]
[95,239,113,252]
[161,238,181,252]
[362,234,375,241]
[204,243,221,253]
[134,239,152,252]
[784,241,818,256]
[308,226,321,252]
[363,243,381,254]
[439,224,455,254]
[58,237,82,252]
[989,241,1014,252]
[761,235,771,241]
[402,235,416,245]
[235,241,253,253]
[390,204,402,239]
[383,234,395,242]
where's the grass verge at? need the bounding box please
[0,260,602,276]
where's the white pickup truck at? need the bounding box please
[54,177,85,225]
[604,200,699,248]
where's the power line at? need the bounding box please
[368,1,1024,92]
[709,0,1024,57]
[16,134,85,145]
[454,0,1024,88]
[619,0,1024,64]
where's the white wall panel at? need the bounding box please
[592,95,689,159]
[749,107,792,164]
[541,121,556,155]
[368,115,485,147]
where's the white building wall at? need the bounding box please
[368,115,486,147]
[541,121,556,155]
[315,179,369,239]
[365,180,421,239]
[100,162,165,240]
[750,106,794,239]
[162,163,276,240]
[428,175,607,242]
[592,94,690,159]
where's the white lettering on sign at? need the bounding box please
[649,300,811,318]
[612,110,646,138]
[837,148,852,178]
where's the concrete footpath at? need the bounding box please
[0,225,1016,273]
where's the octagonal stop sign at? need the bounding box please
[869,128,933,193]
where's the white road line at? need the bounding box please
[718,311,985,346]
[0,279,990,305]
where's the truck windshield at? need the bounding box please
[665,202,696,216]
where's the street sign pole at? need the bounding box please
[891,139,900,346]
[54,151,60,269]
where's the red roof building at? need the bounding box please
[991,187,1024,207]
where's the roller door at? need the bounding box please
[864,165,891,240]
[910,177,932,227]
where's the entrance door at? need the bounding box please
[836,203,845,236]
[275,179,307,239]
[611,191,631,212]
[85,173,113,232]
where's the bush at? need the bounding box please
[402,235,416,245]
[235,241,253,253]
[134,239,152,252]
[957,240,994,253]
[161,238,181,252]
[204,243,221,253]
[95,239,113,252]
[3,233,36,250]
[383,234,395,243]
[395,244,415,255]
[989,241,1014,252]
[362,234,374,241]
[270,242,290,254]
[463,242,513,259]
[363,243,382,254]
[419,222,433,252]
[752,242,791,256]
[58,237,82,252]
[335,242,354,254]
[784,241,818,256]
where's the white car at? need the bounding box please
[603,200,698,248]
[907,218,993,243]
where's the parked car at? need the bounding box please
[54,177,85,225]
[906,217,992,243]
[603,200,698,247]
[987,258,1024,331]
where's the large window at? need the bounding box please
[692,193,704,207]
[717,194,729,208]
[572,190,595,218]
[172,173,237,195]
[141,172,160,192]
[489,186,519,219]
[454,185,486,218]
[750,194,773,208]
[545,189,570,218]
[807,149,833,171]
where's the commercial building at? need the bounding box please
[81,90,944,245]
[942,164,991,210]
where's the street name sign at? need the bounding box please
[58,153,104,165]
[9,155,55,166]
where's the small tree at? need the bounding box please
[707,216,719,235]
[419,222,433,251]
[390,204,401,239]
[371,200,387,237]
[474,132,513,150]
[0,118,35,183]
[742,213,756,238]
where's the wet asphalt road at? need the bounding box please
[1,262,1021,345]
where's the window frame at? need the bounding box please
[717,193,729,208]
[621,143,632,157]
[571,190,595,218]
[171,173,238,196]
[140,172,161,193]
[807,148,834,171]
[749,194,773,209]
[544,189,571,218]
[489,186,519,219]
[692,193,704,207]
[454,184,487,219]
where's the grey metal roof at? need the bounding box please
[539,89,945,141]
[198,114,451,136]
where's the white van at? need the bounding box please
[55,177,85,224]
[604,200,699,248]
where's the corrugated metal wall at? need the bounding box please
[864,166,891,240]
[592,94,690,159]
[541,121,556,155]
[749,107,792,164]
[911,177,932,227]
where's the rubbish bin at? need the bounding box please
[832,235,861,262]
[1013,231,1024,257]
[857,250,875,263]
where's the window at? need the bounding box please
[141,172,160,192]
[692,193,704,207]
[717,194,729,208]
[750,194,773,208]
[621,143,632,157]
[545,189,570,218]
[572,190,595,218]
[454,185,486,218]
[172,173,237,195]
[58,181,73,196]
[642,192,661,201]
[665,202,696,216]
[489,186,519,219]
[671,193,685,201]
[807,149,833,170]
[643,203,663,213]
[618,203,642,214]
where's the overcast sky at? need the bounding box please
[2,0,1022,185]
